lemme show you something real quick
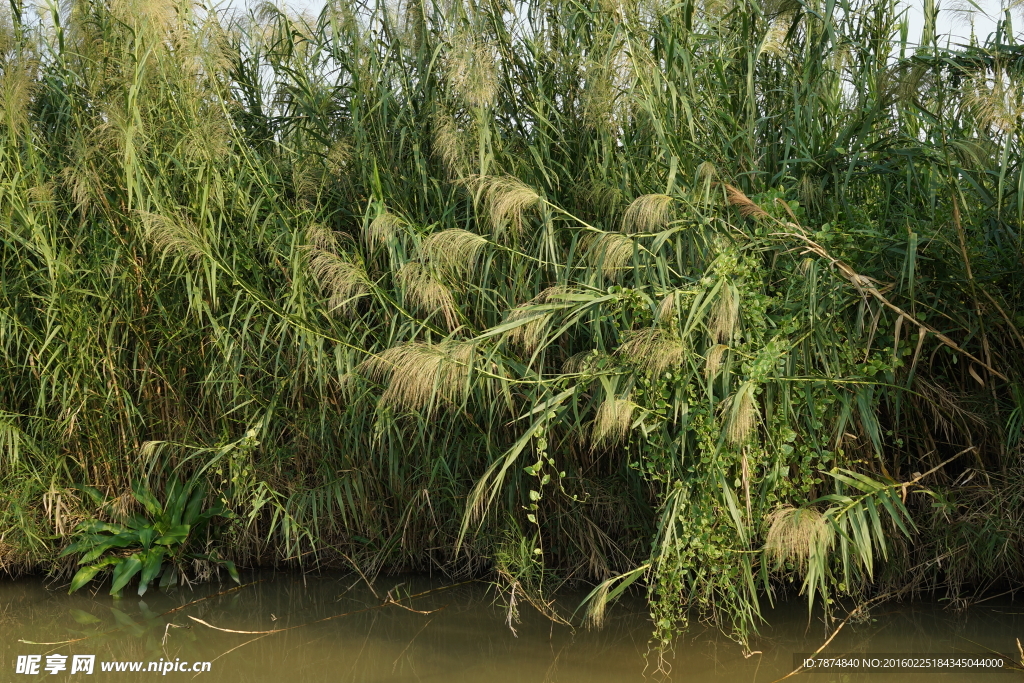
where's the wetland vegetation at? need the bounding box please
[1,0,1023,658]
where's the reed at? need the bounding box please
[1,0,1023,652]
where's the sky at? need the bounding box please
[903,0,1007,46]
[267,0,1013,48]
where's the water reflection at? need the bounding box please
[1,574,1021,682]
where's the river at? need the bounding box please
[2,573,1021,681]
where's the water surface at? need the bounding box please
[2,573,1021,681]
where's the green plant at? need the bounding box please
[61,479,239,597]
[0,0,1022,655]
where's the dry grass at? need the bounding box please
[420,229,489,278]
[710,283,740,343]
[363,211,406,250]
[592,395,637,447]
[431,110,469,178]
[704,343,729,378]
[587,232,635,280]
[359,341,475,413]
[723,383,759,444]
[618,327,687,376]
[398,261,459,330]
[1,0,1021,651]
[765,506,834,571]
[621,194,674,233]
[724,184,770,220]
[501,287,574,353]
[307,224,369,314]
[447,35,499,109]
[963,74,1023,134]
[467,175,542,239]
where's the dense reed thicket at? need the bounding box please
[1,0,1023,651]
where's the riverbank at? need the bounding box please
[2,0,1023,650]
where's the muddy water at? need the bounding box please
[2,573,1021,682]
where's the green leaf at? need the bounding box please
[192,505,233,524]
[604,564,649,603]
[828,467,890,492]
[576,563,652,623]
[166,477,187,525]
[125,515,151,531]
[70,609,102,625]
[183,484,207,525]
[221,559,240,584]
[69,565,104,594]
[137,527,155,549]
[131,480,163,517]
[877,490,914,537]
[138,549,167,596]
[78,542,117,564]
[109,556,143,596]
[71,484,106,506]
[718,474,748,544]
[58,539,92,559]
[159,564,178,591]
[75,520,126,535]
[108,531,141,548]
[154,524,190,546]
[865,497,886,559]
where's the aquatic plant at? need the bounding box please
[60,478,239,597]
[0,0,1022,653]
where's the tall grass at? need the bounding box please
[1,0,1023,651]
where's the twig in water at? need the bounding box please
[392,617,435,673]
[189,579,476,635]
[161,580,264,617]
[340,553,380,600]
[162,622,186,647]
[18,580,262,647]
[197,634,271,680]
[768,594,894,683]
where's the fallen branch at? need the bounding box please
[769,593,895,683]
[188,579,475,635]
[18,580,263,646]
[724,187,1005,379]
[774,232,1007,381]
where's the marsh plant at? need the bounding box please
[60,477,239,597]
[1,0,1023,654]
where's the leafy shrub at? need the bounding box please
[61,479,239,597]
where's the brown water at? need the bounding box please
[2,573,1021,682]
